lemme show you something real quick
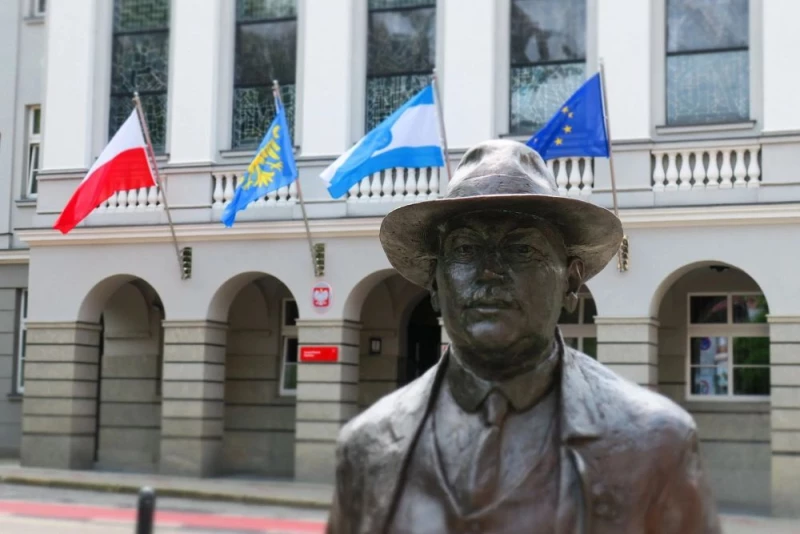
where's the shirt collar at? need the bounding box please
[445,335,562,413]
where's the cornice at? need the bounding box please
[16,203,800,247]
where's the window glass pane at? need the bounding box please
[691,366,728,396]
[32,108,41,135]
[285,337,298,363]
[233,85,295,149]
[689,295,727,324]
[283,363,297,391]
[733,367,769,396]
[667,50,749,125]
[367,8,435,77]
[558,303,580,325]
[563,337,578,350]
[666,0,748,53]
[237,0,295,21]
[733,336,770,366]
[110,93,167,154]
[690,336,728,365]
[510,0,586,65]
[111,33,169,94]
[732,295,768,324]
[582,297,596,324]
[37,0,46,14]
[19,329,26,389]
[284,300,299,326]
[583,337,597,359]
[27,145,39,196]
[365,74,430,130]
[235,20,297,86]
[510,63,585,134]
[113,0,169,32]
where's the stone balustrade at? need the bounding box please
[96,185,163,213]
[547,157,594,196]
[211,172,298,210]
[652,145,761,191]
[346,166,442,203]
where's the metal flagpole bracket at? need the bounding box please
[313,243,325,277]
[598,59,629,273]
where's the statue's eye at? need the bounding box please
[508,244,533,255]
[454,244,476,256]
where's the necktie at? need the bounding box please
[466,390,510,510]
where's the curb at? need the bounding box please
[0,475,332,510]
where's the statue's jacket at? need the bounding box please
[326,342,722,534]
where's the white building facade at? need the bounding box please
[4,0,800,518]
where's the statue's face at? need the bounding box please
[433,210,577,377]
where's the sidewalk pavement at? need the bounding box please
[0,461,797,532]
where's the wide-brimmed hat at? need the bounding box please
[379,139,623,288]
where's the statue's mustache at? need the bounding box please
[465,286,517,308]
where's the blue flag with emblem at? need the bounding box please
[526,73,610,161]
[221,97,298,227]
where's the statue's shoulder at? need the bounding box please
[571,350,697,444]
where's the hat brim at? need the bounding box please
[379,194,623,288]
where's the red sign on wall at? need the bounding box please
[300,346,339,363]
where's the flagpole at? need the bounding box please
[273,80,320,277]
[598,59,629,272]
[431,69,453,182]
[132,92,186,279]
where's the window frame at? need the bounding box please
[279,298,298,397]
[231,0,299,151]
[559,292,597,358]
[25,106,41,198]
[685,291,770,402]
[653,0,763,136]
[32,0,46,17]
[14,289,28,395]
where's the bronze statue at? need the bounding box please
[327,140,721,533]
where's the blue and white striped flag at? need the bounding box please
[320,84,444,198]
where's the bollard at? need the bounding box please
[135,486,157,534]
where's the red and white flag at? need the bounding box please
[53,109,156,234]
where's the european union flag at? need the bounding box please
[221,98,298,227]
[526,73,610,161]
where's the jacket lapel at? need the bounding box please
[364,351,449,534]
[555,345,603,534]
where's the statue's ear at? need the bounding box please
[566,257,585,295]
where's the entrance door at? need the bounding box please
[402,296,441,386]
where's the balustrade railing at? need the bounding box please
[346,167,441,203]
[96,185,162,213]
[547,157,594,196]
[211,172,298,209]
[652,146,761,191]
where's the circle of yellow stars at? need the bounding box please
[554,106,575,146]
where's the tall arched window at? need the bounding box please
[509,0,586,135]
[232,0,297,149]
[109,0,170,154]
[366,0,436,131]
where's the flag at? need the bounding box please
[221,97,298,227]
[321,84,444,199]
[526,73,609,161]
[53,109,155,234]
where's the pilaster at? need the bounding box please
[20,322,101,469]
[294,319,361,483]
[767,316,800,516]
[595,317,659,388]
[159,320,227,477]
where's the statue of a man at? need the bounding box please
[326,140,721,534]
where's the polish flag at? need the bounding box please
[53,109,156,234]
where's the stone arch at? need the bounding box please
[342,268,397,321]
[211,272,298,477]
[78,273,165,323]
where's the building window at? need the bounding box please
[280,298,299,395]
[510,0,586,135]
[109,0,170,154]
[15,290,28,394]
[559,292,596,359]
[25,106,41,197]
[232,0,297,150]
[666,0,749,125]
[688,293,769,398]
[33,0,46,16]
[366,0,436,131]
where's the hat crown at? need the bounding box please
[446,140,559,199]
